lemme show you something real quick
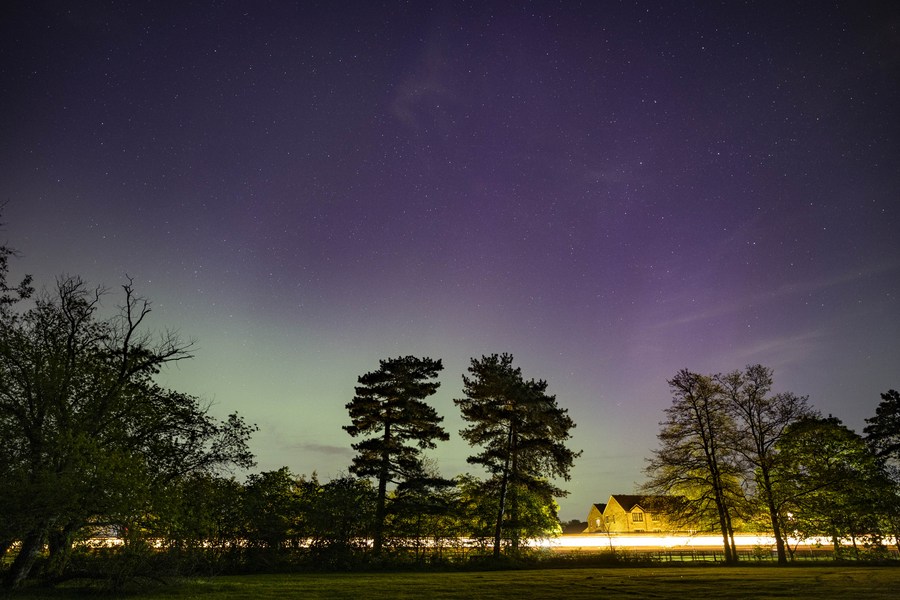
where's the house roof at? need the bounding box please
[610,494,647,512]
[609,494,675,512]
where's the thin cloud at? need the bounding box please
[732,329,826,366]
[653,260,900,330]
[290,442,354,458]
[390,29,455,131]
[765,260,900,300]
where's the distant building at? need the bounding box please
[583,494,689,534]
[585,503,607,533]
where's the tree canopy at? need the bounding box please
[772,415,890,558]
[865,390,900,475]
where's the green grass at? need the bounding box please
[8,566,900,599]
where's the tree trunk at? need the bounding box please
[509,437,519,554]
[4,524,48,589]
[492,426,514,559]
[728,530,738,562]
[768,507,787,563]
[785,538,797,561]
[492,466,509,559]
[711,474,736,564]
[760,468,787,564]
[725,508,738,563]
[892,518,900,555]
[509,485,519,554]
[373,424,391,554]
[47,521,79,579]
[712,493,730,561]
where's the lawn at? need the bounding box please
[9,566,900,599]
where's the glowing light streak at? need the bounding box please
[530,534,899,550]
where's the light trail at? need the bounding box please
[531,533,897,550]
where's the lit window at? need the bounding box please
[632,512,644,522]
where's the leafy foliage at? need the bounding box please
[0,276,255,587]
[772,416,890,559]
[303,475,377,569]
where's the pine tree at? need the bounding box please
[344,355,447,553]
[455,353,579,557]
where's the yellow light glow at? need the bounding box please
[529,533,898,550]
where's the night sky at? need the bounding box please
[2,1,898,520]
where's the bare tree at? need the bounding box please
[644,369,742,563]
[718,364,813,564]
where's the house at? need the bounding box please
[583,494,685,534]
[584,503,607,533]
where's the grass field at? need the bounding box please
[8,565,900,599]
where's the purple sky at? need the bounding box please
[2,1,898,520]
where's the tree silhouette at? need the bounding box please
[344,355,447,554]
[718,364,813,564]
[864,390,900,470]
[644,369,742,563]
[455,353,579,558]
[863,390,900,554]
